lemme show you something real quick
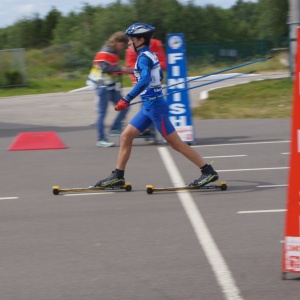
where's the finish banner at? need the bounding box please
[166,33,194,142]
[282,27,300,277]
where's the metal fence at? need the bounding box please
[186,38,288,64]
[0,48,27,88]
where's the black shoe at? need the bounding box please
[188,165,219,187]
[90,171,125,188]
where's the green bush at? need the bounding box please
[0,73,4,85]
[4,69,23,85]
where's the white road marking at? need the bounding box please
[158,146,243,300]
[257,184,287,188]
[238,209,286,214]
[62,192,114,197]
[218,167,288,172]
[0,197,19,200]
[203,155,247,159]
[192,140,289,148]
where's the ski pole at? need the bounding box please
[163,56,272,90]
[129,70,254,106]
[168,70,254,96]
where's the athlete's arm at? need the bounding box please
[124,55,153,101]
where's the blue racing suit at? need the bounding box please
[124,46,175,137]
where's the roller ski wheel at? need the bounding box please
[219,182,227,191]
[52,186,60,195]
[125,184,132,192]
[145,181,227,194]
[52,183,132,195]
[146,185,154,194]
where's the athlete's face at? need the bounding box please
[128,36,144,50]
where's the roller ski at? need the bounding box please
[52,170,132,195]
[146,181,227,194]
[146,163,226,194]
[52,183,132,195]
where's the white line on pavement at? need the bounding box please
[238,209,286,214]
[192,141,289,148]
[0,197,19,200]
[257,184,287,188]
[158,146,243,300]
[218,167,288,172]
[203,155,247,158]
[62,192,114,197]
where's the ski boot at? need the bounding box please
[90,170,125,188]
[187,164,219,187]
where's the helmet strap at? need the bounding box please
[132,37,145,53]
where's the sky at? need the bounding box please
[0,0,258,28]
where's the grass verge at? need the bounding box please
[193,78,292,119]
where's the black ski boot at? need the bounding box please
[90,170,125,188]
[188,164,219,187]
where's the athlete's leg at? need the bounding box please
[116,124,140,170]
[90,110,151,188]
[163,129,218,186]
[146,101,205,166]
[148,102,218,186]
[116,109,152,170]
[164,130,206,167]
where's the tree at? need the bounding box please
[231,0,259,40]
[0,0,289,53]
[6,15,44,48]
[52,12,83,45]
[41,8,62,47]
[255,0,289,39]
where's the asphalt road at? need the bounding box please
[0,73,298,300]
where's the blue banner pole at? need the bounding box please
[166,33,194,143]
